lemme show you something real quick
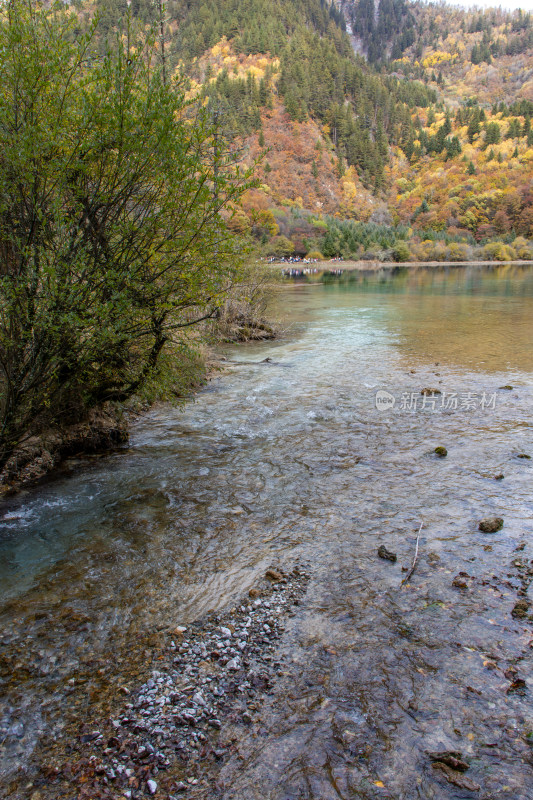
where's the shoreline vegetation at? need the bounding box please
[0,2,265,496]
[0,255,278,498]
[0,283,277,497]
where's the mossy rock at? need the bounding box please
[479,517,503,533]
[434,446,447,457]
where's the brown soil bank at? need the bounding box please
[0,407,128,495]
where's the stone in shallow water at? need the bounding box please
[478,517,503,533]
[511,599,530,619]
[265,568,283,582]
[434,446,447,457]
[377,545,397,562]
[432,762,480,791]
[427,750,469,772]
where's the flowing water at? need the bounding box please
[1,264,533,799]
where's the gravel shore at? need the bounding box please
[38,565,310,800]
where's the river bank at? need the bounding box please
[0,407,129,497]
[0,312,275,497]
[271,258,533,274]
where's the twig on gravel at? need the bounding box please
[401,521,423,587]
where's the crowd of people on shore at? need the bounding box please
[264,255,345,277]
[281,265,344,277]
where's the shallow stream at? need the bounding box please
[1,264,533,799]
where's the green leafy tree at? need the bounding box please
[0,1,255,470]
[392,241,410,262]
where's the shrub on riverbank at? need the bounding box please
[482,242,518,261]
[0,1,255,473]
[208,263,280,342]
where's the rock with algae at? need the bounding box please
[478,517,503,533]
[377,545,397,562]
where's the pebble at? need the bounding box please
[147,779,157,794]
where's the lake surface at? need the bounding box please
[1,263,533,798]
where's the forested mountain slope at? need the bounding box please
[86,0,533,260]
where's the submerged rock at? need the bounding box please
[432,762,480,791]
[507,677,527,694]
[452,576,468,589]
[478,517,503,533]
[511,599,530,619]
[265,568,283,582]
[427,750,469,772]
[499,385,513,390]
[377,545,397,562]
[421,387,442,395]
[434,446,447,457]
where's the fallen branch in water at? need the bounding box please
[401,521,423,587]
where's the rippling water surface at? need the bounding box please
[1,264,533,798]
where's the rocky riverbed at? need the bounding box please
[24,566,309,800]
